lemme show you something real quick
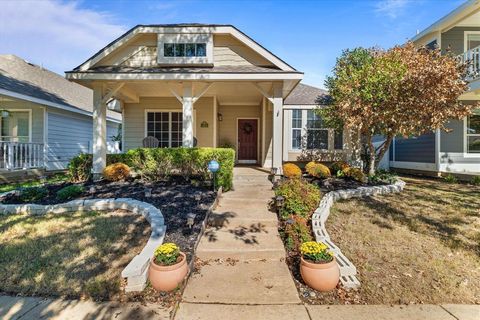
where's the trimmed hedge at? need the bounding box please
[67,148,235,191]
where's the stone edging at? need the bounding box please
[311,179,406,289]
[0,198,165,292]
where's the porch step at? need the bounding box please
[209,199,278,228]
[183,259,300,304]
[222,186,273,200]
[196,226,286,260]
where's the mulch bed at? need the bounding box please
[1,177,216,308]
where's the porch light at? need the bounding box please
[217,113,223,121]
[1,110,9,118]
[186,213,196,229]
[275,195,285,212]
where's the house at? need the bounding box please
[65,24,357,178]
[0,54,121,181]
[387,0,480,176]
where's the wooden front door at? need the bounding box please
[237,119,258,162]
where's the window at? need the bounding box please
[466,33,480,51]
[306,110,328,150]
[291,110,302,149]
[425,39,437,50]
[466,113,480,154]
[1,111,30,142]
[163,43,207,57]
[146,111,183,148]
[290,109,343,151]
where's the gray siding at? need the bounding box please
[389,133,435,163]
[441,27,480,55]
[46,109,119,170]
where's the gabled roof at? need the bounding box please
[71,24,299,73]
[411,0,480,42]
[0,55,121,122]
[284,83,327,105]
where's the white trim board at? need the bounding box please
[0,108,33,142]
[389,161,436,171]
[0,88,122,124]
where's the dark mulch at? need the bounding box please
[308,177,387,194]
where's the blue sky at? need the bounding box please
[0,0,465,88]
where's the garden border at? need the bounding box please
[311,179,406,289]
[0,198,165,292]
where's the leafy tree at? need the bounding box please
[319,42,476,175]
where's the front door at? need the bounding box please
[237,119,258,163]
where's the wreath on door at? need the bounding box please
[242,123,253,134]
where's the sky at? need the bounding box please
[0,0,466,88]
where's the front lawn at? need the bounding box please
[326,175,480,304]
[0,210,150,301]
[0,173,68,193]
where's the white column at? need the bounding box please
[183,82,194,147]
[272,82,283,172]
[92,85,107,180]
[213,95,217,147]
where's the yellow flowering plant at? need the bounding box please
[154,243,180,266]
[300,241,334,263]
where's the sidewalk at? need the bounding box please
[3,294,477,320]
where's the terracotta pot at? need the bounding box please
[300,256,340,292]
[149,252,188,292]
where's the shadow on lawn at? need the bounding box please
[0,211,150,301]
[347,188,480,256]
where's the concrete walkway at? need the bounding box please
[177,167,304,318]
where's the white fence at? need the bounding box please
[0,142,44,170]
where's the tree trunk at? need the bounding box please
[366,134,376,176]
[374,135,394,171]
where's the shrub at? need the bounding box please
[275,178,321,219]
[154,243,180,266]
[19,186,48,202]
[471,176,480,186]
[300,241,334,263]
[284,216,313,252]
[68,148,235,191]
[444,174,458,184]
[343,167,366,182]
[369,170,397,184]
[56,185,84,201]
[330,161,349,174]
[283,163,302,179]
[305,162,331,179]
[103,163,130,181]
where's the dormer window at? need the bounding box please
[158,33,213,65]
[164,43,207,57]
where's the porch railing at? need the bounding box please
[458,45,480,81]
[0,142,45,170]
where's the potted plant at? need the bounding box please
[300,241,339,292]
[149,243,188,292]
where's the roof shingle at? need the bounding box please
[284,83,327,105]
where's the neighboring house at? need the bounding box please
[65,24,357,177]
[387,0,480,176]
[0,54,121,179]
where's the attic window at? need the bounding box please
[164,43,207,57]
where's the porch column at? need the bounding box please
[272,82,283,173]
[92,85,107,180]
[183,82,194,147]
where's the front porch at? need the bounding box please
[79,79,296,177]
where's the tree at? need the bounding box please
[319,42,477,175]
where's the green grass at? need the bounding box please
[0,210,150,301]
[0,173,69,193]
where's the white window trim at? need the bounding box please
[0,109,33,143]
[464,31,480,52]
[286,108,344,152]
[157,33,213,65]
[464,114,480,158]
[291,109,302,150]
